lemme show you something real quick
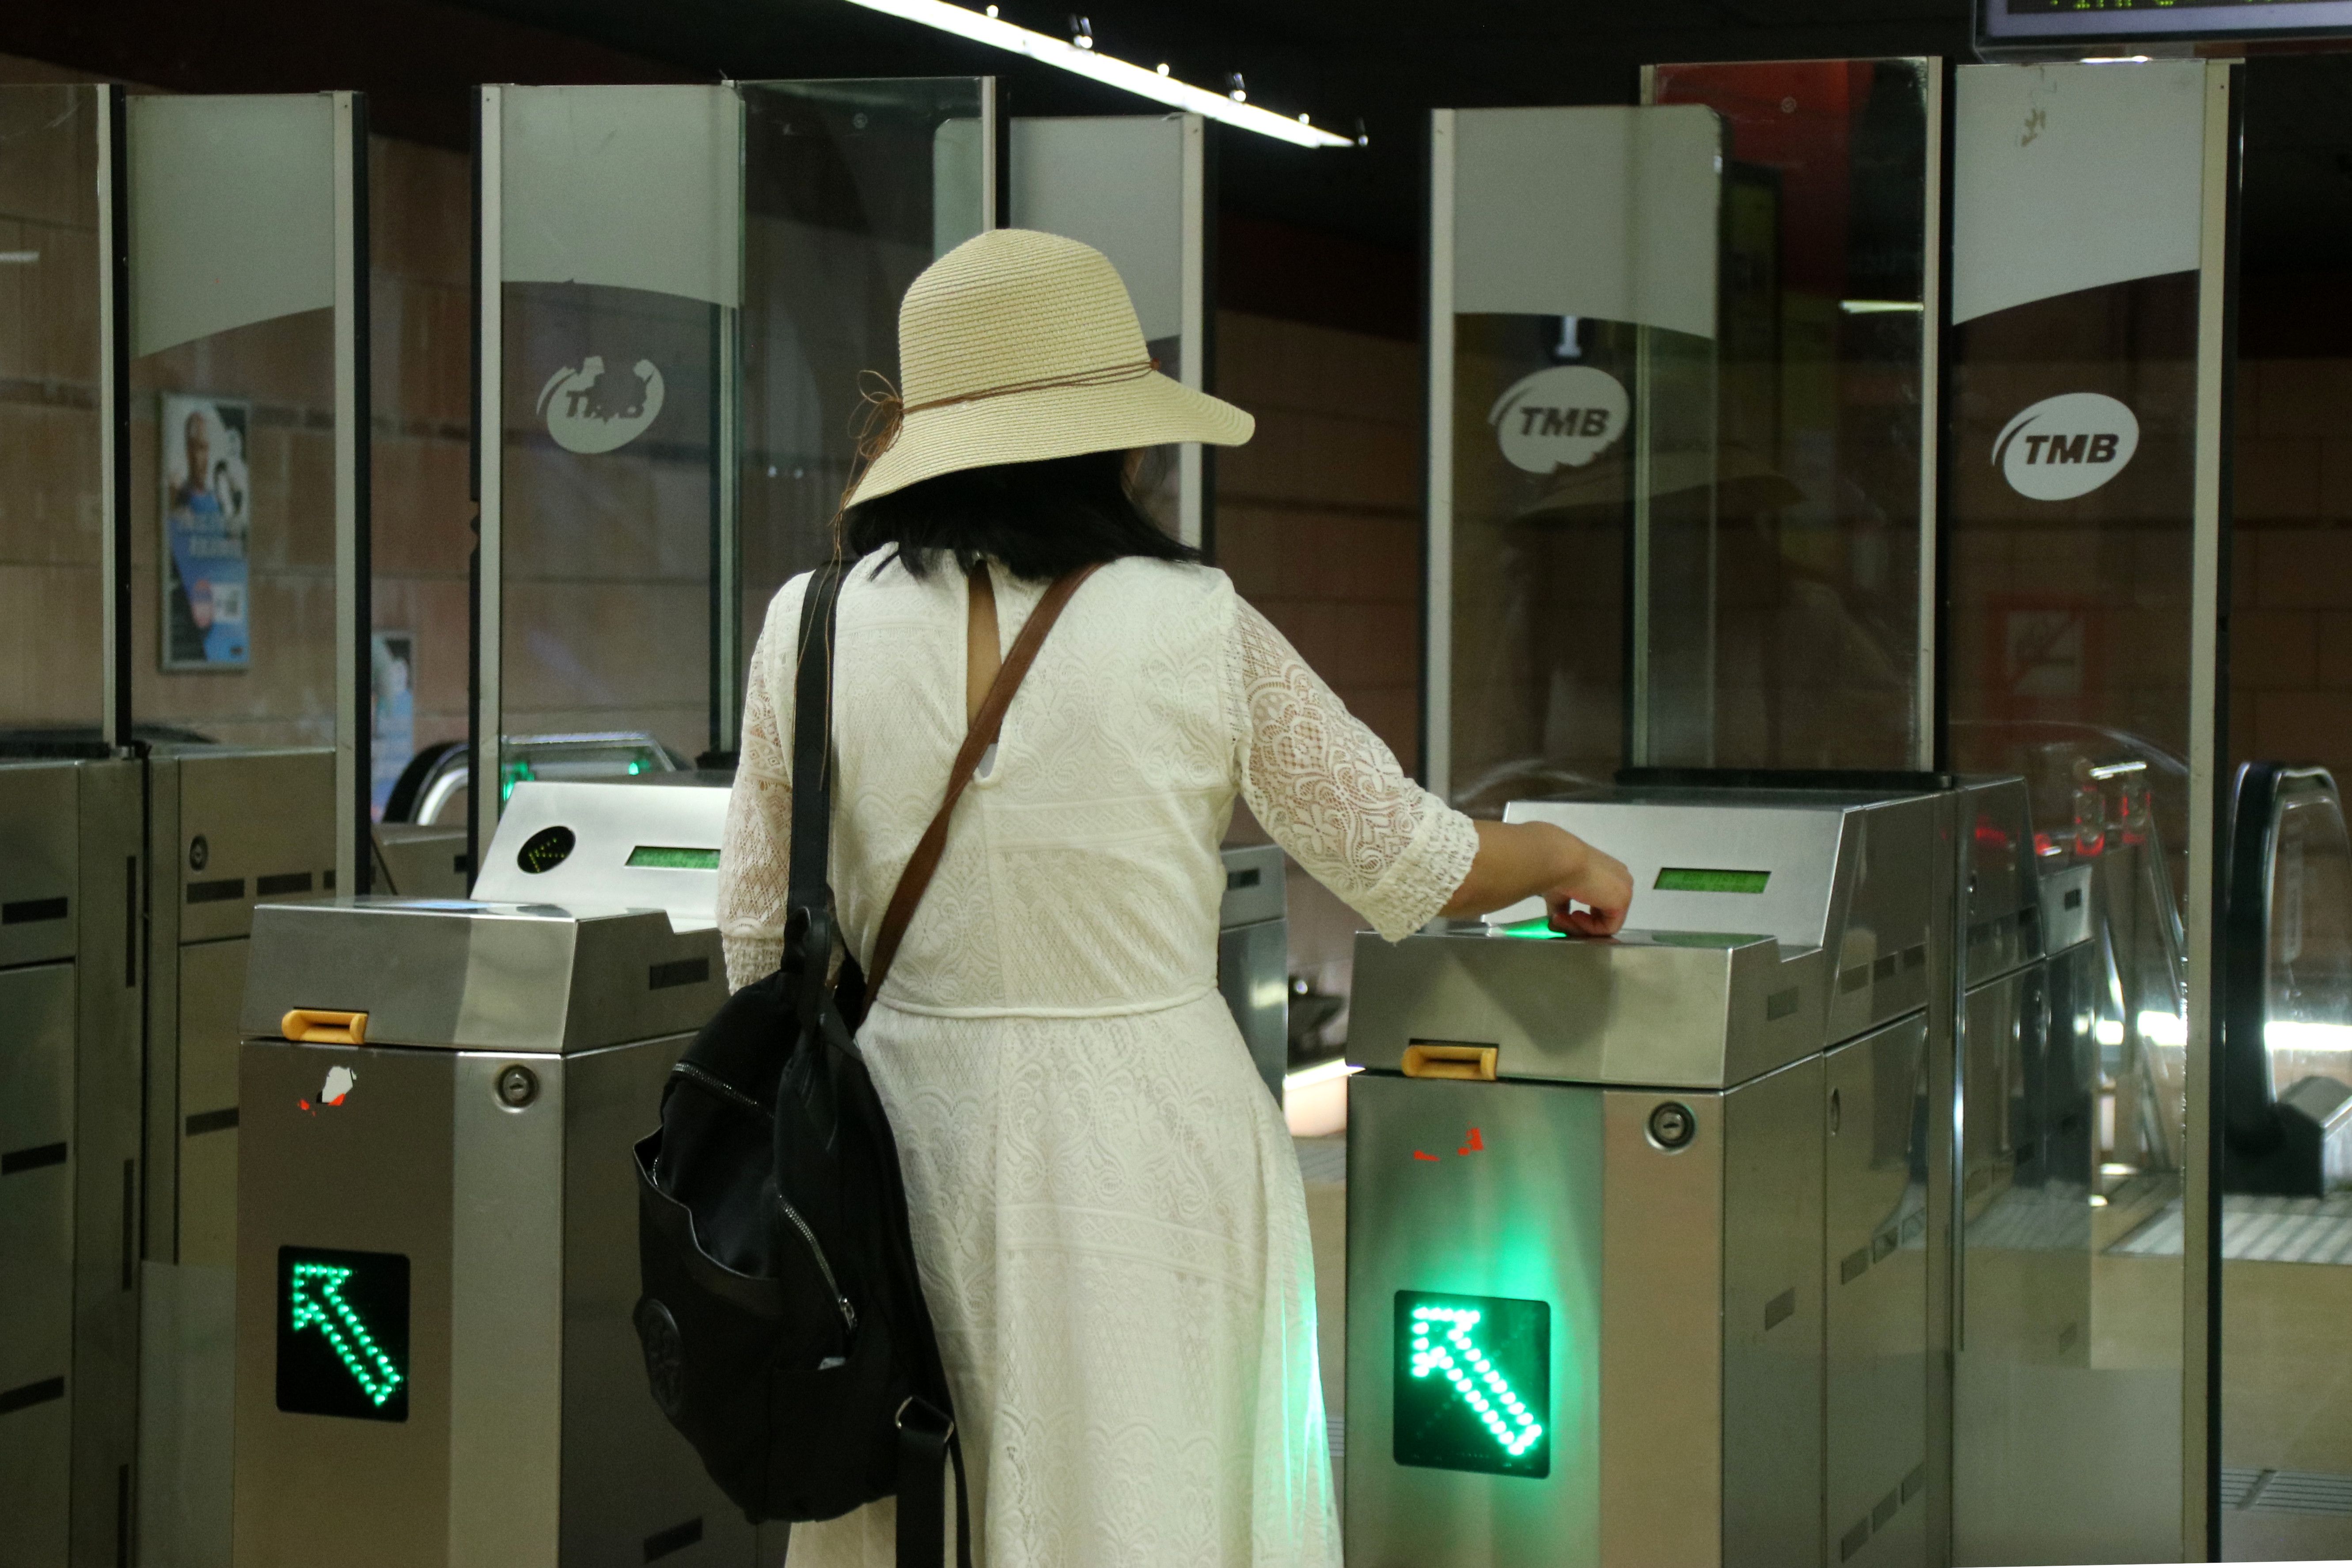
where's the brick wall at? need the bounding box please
[2230,358,2352,776]
[1214,308,1422,1008]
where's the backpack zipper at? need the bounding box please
[779,1200,858,1334]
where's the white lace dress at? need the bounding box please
[717,552,1479,1568]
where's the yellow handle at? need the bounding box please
[1402,1043,1498,1081]
[283,1009,368,1045]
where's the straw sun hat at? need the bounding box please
[841,228,1255,510]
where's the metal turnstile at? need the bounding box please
[231,779,751,1567]
[1344,787,1943,1568]
[0,758,143,1567]
[138,745,336,1560]
[1219,843,1289,1099]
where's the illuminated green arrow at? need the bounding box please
[289,1262,404,1408]
[1407,1304,1544,1458]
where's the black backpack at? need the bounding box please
[633,559,1095,1568]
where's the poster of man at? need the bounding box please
[161,394,253,669]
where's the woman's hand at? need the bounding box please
[1442,820,1634,936]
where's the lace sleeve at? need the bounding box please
[717,579,803,989]
[1229,595,1479,943]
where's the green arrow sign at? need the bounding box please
[1393,1290,1551,1478]
[289,1260,405,1408]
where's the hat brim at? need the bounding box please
[842,372,1254,510]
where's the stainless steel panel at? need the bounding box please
[0,963,76,1395]
[450,1051,565,1568]
[0,1387,71,1568]
[239,900,726,1055]
[138,1259,235,1568]
[1825,1017,1930,1568]
[177,938,245,1270]
[1345,1072,1605,1568]
[234,1038,457,1568]
[1219,918,1288,1099]
[0,762,80,970]
[2037,863,2093,957]
[1718,1055,1825,1568]
[1598,1088,1723,1568]
[559,1040,756,1565]
[373,823,471,899]
[72,757,144,1568]
[1348,926,1821,1090]
[1825,797,1938,1048]
[1218,843,1286,929]
[169,748,336,944]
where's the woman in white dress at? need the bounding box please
[716,228,1631,1567]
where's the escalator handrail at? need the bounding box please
[2220,760,2343,1157]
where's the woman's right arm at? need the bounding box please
[715,580,805,989]
[1229,595,1630,941]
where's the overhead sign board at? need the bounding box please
[1978,0,2352,54]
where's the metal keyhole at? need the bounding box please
[496,1064,540,1108]
[1647,1101,1696,1151]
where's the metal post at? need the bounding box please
[1178,112,1207,551]
[333,91,372,893]
[1916,64,1948,776]
[1424,109,1455,800]
[98,86,130,753]
[2181,56,2239,1564]
[473,87,504,881]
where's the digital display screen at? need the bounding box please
[1655,867,1771,895]
[627,845,722,871]
[276,1246,410,1422]
[1394,1291,1550,1478]
[1980,0,2352,47]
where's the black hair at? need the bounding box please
[841,448,1201,581]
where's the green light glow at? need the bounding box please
[499,759,535,803]
[1394,1290,1550,1478]
[288,1262,404,1408]
[1493,918,1564,941]
[627,845,722,871]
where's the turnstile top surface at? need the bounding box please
[240,896,726,1055]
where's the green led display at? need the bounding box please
[276,1246,409,1422]
[1492,918,1564,941]
[1654,866,1771,895]
[1394,1291,1550,1478]
[626,845,722,871]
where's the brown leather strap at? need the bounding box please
[862,562,1101,1007]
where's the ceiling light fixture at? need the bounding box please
[837,0,1353,148]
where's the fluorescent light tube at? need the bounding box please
[838,0,1355,148]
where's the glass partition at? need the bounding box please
[737,76,991,675]
[1431,72,1935,810]
[487,83,738,814]
[1011,113,1204,543]
[1945,58,2229,1565]
[1645,61,1935,772]
[0,85,105,740]
[125,95,346,753]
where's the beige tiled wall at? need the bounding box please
[2230,358,2352,777]
[1215,308,1422,1006]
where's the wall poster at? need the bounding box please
[160,393,253,669]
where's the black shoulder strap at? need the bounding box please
[785,564,847,1002]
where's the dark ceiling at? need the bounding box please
[6,0,2350,291]
[447,0,1978,249]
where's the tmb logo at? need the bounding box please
[537,356,666,456]
[1489,365,1630,475]
[1993,391,2139,502]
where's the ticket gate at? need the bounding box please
[231,779,748,1567]
[1344,786,1955,1568]
[1219,843,1289,1099]
[0,758,143,1567]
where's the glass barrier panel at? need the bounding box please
[1442,105,1719,811]
[495,85,738,783]
[0,84,104,739]
[1946,59,2212,1566]
[1644,59,1933,771]
[737,77,990,671]
[126,95,340,750]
